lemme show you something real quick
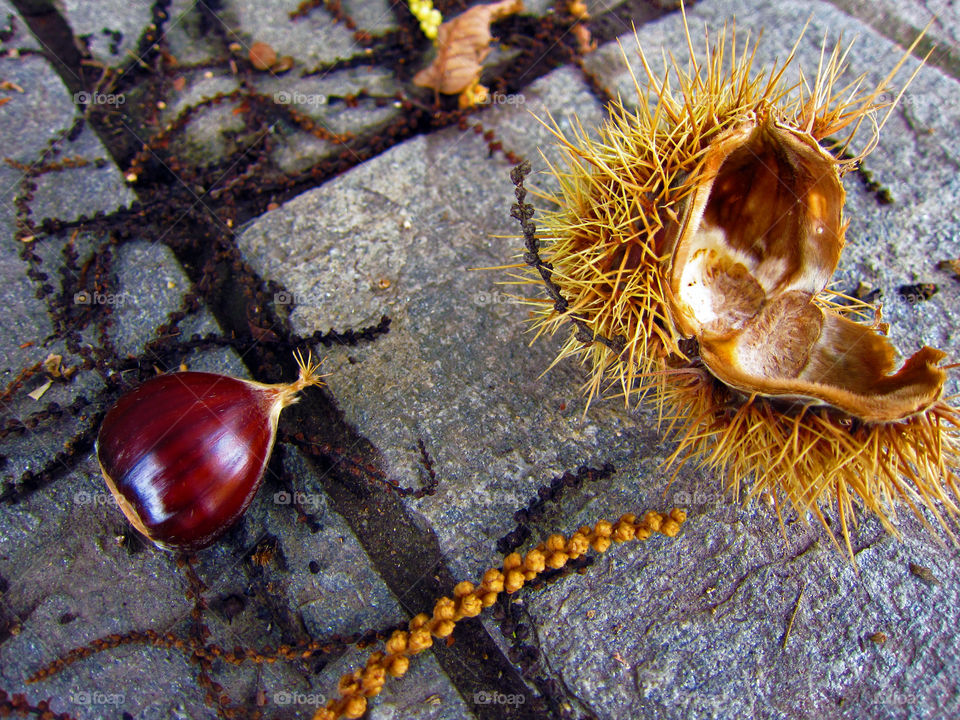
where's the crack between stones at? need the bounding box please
[293,420,557,720]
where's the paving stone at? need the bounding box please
[0,52,77,237]
[59,0,155,68]
[159,51,402,171]
[267,448,475,720]
[0,37,136,229]
[225,0,397,68]
[255,65,403,174]
[257,64,401,133]
[164,0,228,66]
[1,217,469,718]
[0,48,134,491]
[563,2,960,718]
[158,69,246,166]
[0,465,216,719]
[0,0,39,51]
[826,0,960,78]
[0,438,473,719]
[0,7,470,718]
[29,122,137,225]
[238,65,612,581]
[0,231,226,476]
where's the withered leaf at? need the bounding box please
[413,0,524,96]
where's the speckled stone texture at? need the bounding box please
[236,2,960,719]
[1,0,959,719]
[0,10,469,717]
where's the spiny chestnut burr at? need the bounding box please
[512,7,960,554]
[96,352,324,551]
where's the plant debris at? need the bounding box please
[413,0,524,106]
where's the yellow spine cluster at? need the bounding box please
[409,0,443,40]
[313,509,685,719]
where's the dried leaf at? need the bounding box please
[413,0,523,96]
[42,353,63,378]
[249,41,277,71]
[937,258,960,278]
[572,23,596,54]
[909,563,941,586]
[28,380,53,401]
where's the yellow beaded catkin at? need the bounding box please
[409,0,443,40]
[312,508,686,720]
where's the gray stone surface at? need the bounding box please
[236,2,960,718]
[0,52,77,238]
[0,32,135,230]
[256,65,402,173]
[0,439,473,719]
[110,240,204,358]
[2,0,960,719]
[0,47,133,484]
[0,0,39,51]
[164,0,227,66]
[239,65,613,580]
[0,67,471,710]
[61,0,155,67]
[534,4,960,720]
[0,4,472,719]
[0,463,215,719]
[158,68,246,167]
[0,255,471,720]
[278,450,474,720]
[156,4,404,170]
[29,121,137,224]
[225,0,397,67]
[826,0,960,78]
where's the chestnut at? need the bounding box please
[96,353,323,550]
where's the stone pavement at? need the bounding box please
[0,0,958,719]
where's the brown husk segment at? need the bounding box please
[668,119,947,422]
[99,462,156,542]
[513,7,959,552]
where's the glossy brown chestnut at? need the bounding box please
[96,353,323,550]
